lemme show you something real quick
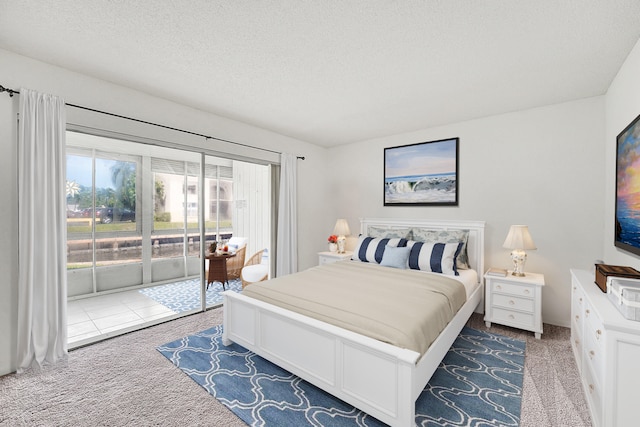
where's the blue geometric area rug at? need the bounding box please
[139,278,242,313]
[158,326,525,427]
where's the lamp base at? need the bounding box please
[337,236,346,254]
[510,249,527,277]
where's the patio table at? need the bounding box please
[206,252,236,291]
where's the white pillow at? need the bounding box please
[228,236,248,250]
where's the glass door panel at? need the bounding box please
[65,129,273,348]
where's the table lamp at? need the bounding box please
[503,225,536,277]
[333,219,351,254]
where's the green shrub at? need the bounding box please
[154,212,171,222]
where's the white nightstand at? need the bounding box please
[484,271,545,339]
[318,251,353,265]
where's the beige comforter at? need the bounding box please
[242,260,467,355]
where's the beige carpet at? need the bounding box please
[467,315,592,427]
[0,309,591,426]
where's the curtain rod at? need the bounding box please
[0,84,305,160]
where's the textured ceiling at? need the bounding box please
[1,1,640,147]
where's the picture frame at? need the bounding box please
[384,137,459,206]
[615,112,640,256]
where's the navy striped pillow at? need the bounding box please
[352,236,408,264]
[406,240,463,275]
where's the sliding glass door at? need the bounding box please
[66,133,204,299]
[65,130,273,346]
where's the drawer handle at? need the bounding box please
[523,289,530,295]
[575,315,580,320]
[573,286,577,290]
[508,314,515,320]
[574,338,580,346]
[496,285,502,290]
[589,384,595,393]
[509,300,515,305]
[596,329,602,338]
[579,297,583,302]
[585,309,590,317]
[589,350,595,358]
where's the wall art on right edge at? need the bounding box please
[384,137,459,206]
[615,111,640,256]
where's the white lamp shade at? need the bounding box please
[503,225,536,250]
[333,219,351,236]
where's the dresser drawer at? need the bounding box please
[584,305,605,351]
[583,359,602,425]
[492,280,535,298]
[492,294,534,313]
[572,308,583,333]
[584,328,605,384]
[572,284,585,322]
[492,307,534,329]
[571,330,583,372]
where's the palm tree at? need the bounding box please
[66,180,80,210]
[110,161,136,210]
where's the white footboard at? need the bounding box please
[222,281,483,427]
[222,291,420,427]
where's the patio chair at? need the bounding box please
[226,246,246,280]
[226,237,247,280]
[241,249,268,289]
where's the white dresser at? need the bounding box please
[571,269,640,427]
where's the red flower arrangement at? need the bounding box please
[327,235,338,244]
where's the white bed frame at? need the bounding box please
[222,218,485,427]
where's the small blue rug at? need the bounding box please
[139,278,242,313]
[158,326,525,426]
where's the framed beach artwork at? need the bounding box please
[384,137,459,206]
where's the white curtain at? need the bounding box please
[276,153,298,276]
[17,88,68,372]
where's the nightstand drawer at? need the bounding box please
[491,280,535,298]
[492,294,534,313]
[319,256,333,265]
[492,307,535,329]
[318,251,353,266]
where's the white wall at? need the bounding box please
[328,96,606,328]
[604,38,640,267]
[0,48,329,375]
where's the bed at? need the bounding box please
[222,218,485,427]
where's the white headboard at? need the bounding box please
[359,218,486,278]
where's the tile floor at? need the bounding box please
[67,288,186,348]
[67,250,269,349]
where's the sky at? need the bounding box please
[384,138,457,179]
[66,155,120,189]
[617,121,640,197]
